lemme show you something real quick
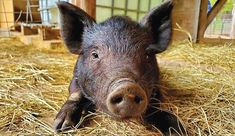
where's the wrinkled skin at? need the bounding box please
[54,1,186,135]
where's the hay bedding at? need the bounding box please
[0,38,234,135]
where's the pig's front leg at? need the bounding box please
[53,78,95,131]
[143,91,186,135]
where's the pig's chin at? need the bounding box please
[105,108,144,120]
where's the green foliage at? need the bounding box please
[210,0,234,12]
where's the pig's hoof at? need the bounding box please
[53,100,82,132]
[144,110,187,135]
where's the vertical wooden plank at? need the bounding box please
[72,0,81,7]
[197,0,208,42]
[85,0,96,19]
[72,0,96,19]
[171,0,200,41]
[0,0,14,28]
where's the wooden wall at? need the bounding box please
[172,0,200,42]
[0,0,14,28]
[72,0,96,19]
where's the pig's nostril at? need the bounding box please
[111,96,123,104]
[106,82,148,118]
[134,96,142,104]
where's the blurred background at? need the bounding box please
[0,0,234,42]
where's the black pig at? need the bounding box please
[54,1,185,135]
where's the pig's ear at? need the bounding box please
[140,1,173,54]
[57,2,95,54]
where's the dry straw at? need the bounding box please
[0,38,234,135]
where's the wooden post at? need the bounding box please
[197,0,208,42]
[197,0,227,43]
[72,0,96,20]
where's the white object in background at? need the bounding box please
[230,4,235,39]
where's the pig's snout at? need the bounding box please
[106,79,148,118]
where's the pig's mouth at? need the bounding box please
[105,78,148,119]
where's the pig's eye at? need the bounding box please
[91,52,99,59]
[145,54,153,62]
[146,54,151,60]
[146,55,150,60]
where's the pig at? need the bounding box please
[54,1,185,135]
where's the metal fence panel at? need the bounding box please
[96,0,164,22]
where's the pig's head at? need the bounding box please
[57,1,173,119]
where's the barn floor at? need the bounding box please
[0,38,234,135]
